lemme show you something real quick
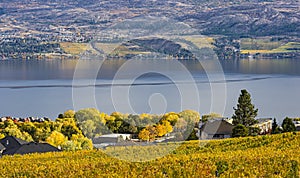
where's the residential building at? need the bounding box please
[0,136,61,156]
[92,134,132,148]
[293,120,300,131]
[200,118,235,139]
[253,118,272,134]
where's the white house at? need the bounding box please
[253,118,272,134]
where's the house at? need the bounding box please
[253,118,272,134]
[0,136,28,150]
[92,134,131,148]
[293,120,300,131]
[200,119,235,139]
[2,142,60,155]
[0,136,61,156]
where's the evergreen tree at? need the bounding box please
[271,118,281,134]
[282,117,296,132]
[232,124,248,137]
[232,89,258,127]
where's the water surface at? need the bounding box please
[0,58,299,122]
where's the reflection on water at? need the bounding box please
[221,58,300,75]
[1,58,300,81]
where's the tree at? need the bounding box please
[173,118,187,132]
[75,108,108,137]
[75,108,105,124]
[62,134,93,151]
[232,124,248,137]
[187,128,199,140]
[138,128,150,141]
[272,118,282,134]
[161,112,179,126]
[248,127,260,136]
[282,117,296,133]
[46,131,67,148]
[1,120,33,142]
[156,124,167,137]
[162,121,173,133]
[232,89,258,127]
[63,110,75,118]
[19,122,36,137]
[60,121,82,139]
[79,120,96,138]
[147,125,157,141]
[138,125,158,141]
[179,110,200,123]
[202,113,222,122]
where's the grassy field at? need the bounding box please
[0,132,299,177]
[270,42,300,53]
[240,38,282,50]
[60,42,89,55]
[240,38,300,54]
[182,35,215,49]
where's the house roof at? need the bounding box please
[256,118,272,124]
[92,137,119,144]
[0,143,5,151]
[0,136,61,155]
[2,142,60,155]
[201,119,234,135]
[0,136,28,150]
[98,134,131,138]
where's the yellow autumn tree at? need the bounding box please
[147,125,157,141]
[62,134,93,151]
[138,128,150,141]
[162,112,179,125]
[46,131,67,148]
[63,110,75,118]
[156,124,167,137]
[140,113,151,119]
[162,120,173,133]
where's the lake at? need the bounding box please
[0,58,300,122]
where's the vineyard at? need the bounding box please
[0,132,299,177]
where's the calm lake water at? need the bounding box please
[0,58,300,122]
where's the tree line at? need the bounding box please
[0,109,201,150]
[72,108,200,142]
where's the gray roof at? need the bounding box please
[201,119,234,135]
[92,137,118,144]
[0,136,28,150]
[0,136,61,155]
[2,142,60,155]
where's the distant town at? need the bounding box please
[0,0,299,60]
